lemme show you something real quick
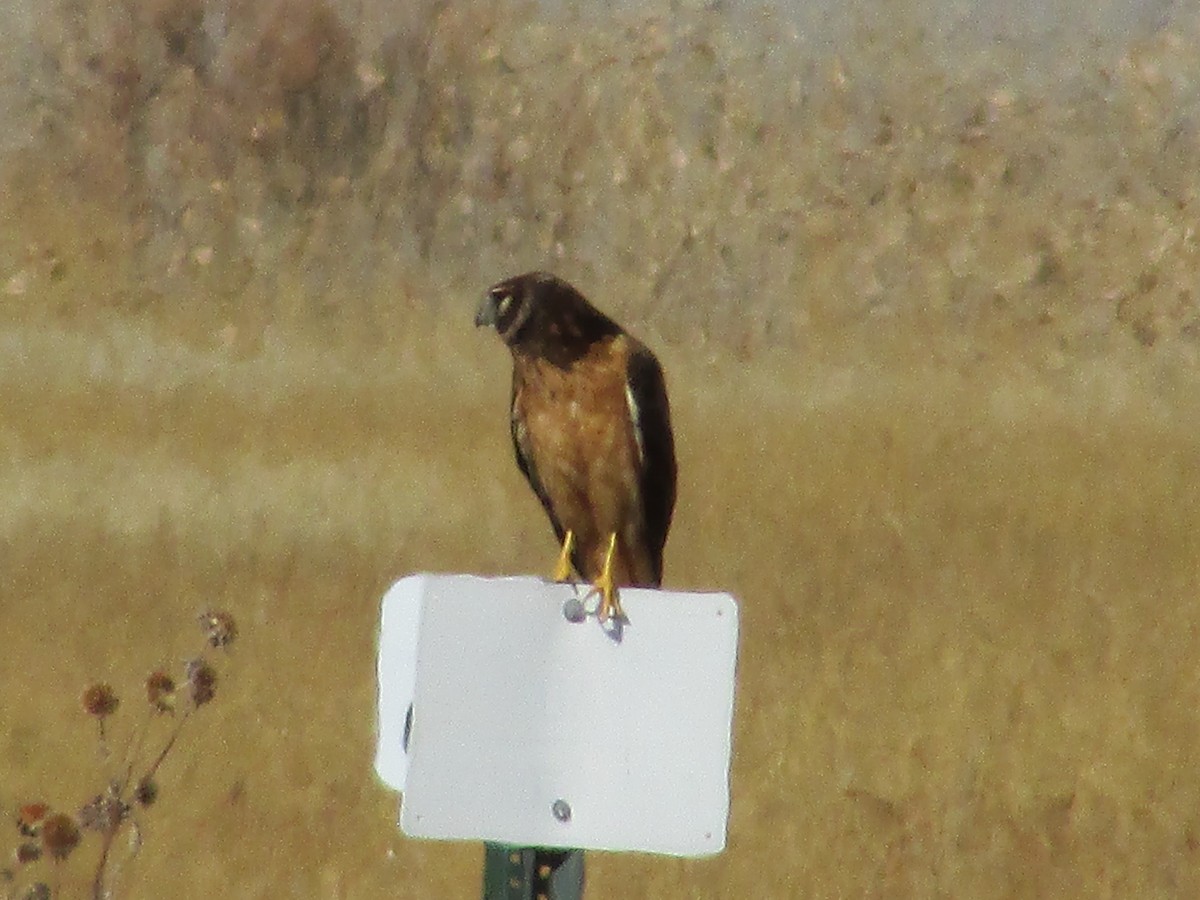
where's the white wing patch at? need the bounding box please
[625,382,644,466]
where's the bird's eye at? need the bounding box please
[496,292,513,315]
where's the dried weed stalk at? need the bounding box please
[2,611,239,900]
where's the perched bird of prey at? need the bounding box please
[475,271,677,622]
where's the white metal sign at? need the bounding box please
[375,574,739,857]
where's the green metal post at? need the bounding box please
[482,845,584,900]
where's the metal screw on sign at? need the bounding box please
[562,598,586,623]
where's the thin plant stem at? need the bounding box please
[143,707,193,785]
[91,822,119,900]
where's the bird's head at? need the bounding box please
[474,272,543,345]
[476,272,623,361]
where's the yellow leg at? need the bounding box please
[591,532,625,622]
[552,530,576,582]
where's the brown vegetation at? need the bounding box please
[4,615,237,898]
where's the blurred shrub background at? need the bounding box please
[1,0,1197,349]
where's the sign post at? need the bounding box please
[376,575,739,897]
[481,844,583,900]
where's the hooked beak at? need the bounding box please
[474,292,498,328]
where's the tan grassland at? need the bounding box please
[2,0,1200,897]
[3,296,1200,898]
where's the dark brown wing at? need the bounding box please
[509,375,568,548]
[625,342,677,586]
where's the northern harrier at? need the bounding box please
[475,272,677,622]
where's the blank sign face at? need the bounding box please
[377,574,739,857]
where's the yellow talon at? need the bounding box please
[552,530,576,582]
[591,533,625,622]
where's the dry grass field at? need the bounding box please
[4,291,1200,898]
[2,0,1200,897]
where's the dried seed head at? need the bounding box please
[134,777,158,807]
[17,803,49,837]
[185,659,217,706]
[78,793,128,833]
[199,610,238,649]
[146,671,177,713]
[82,684,119,718]
[20,882,51,900]
[15,842,40,865]
[40,814,80,861]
